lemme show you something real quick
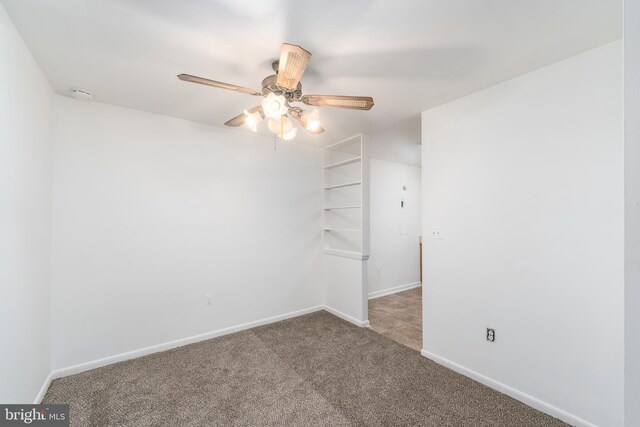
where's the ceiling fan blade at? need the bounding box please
[300,94,374,110]
[224,106,264,127]
[288,108,325,134]
[178,74,262,96]
[276,44,311,90]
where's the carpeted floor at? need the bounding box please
[44,311,567,426]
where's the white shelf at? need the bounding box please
[323,205,362,210]
[322,134,367,256]
[323,156,361,169]
[323,181,361,190]
[324,134,363,151]
[323,248,369,260]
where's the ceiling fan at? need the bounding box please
[178,43,374,140]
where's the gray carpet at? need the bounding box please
[44,311,567,426]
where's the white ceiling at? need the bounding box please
[2,0,621,166]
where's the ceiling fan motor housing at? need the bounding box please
[262,72,302,100]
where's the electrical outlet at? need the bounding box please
[205,293,214,307]
[486,328,495,342]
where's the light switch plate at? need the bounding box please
[430,227,443,240]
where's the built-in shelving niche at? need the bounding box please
[322,134,369,259]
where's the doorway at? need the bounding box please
[366,158,422,351]
[369,286,422,350]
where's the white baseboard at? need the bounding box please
[368,282,421,300]
[34,306,595,427]
[40,304,370,400]
[322,305,370,327]
[50,305,324,380]
[33,371,54,404]
[420,349,595,427]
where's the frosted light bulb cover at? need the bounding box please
[304,109,320,131]
[282,127,297,140]
[243,110,261,132]
[268,116,293,135]
[261,93,288,119]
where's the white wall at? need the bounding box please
[368,159,421,297]
[50,96,323,370]
[624,1,640,425]
[0,3,53,403]
[421,41,624,427]
[322,255,368,325]
[367,125,422,168]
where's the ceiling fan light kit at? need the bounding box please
[178,43,374,140]
[243,109,263,132]
[303,109,320,131]
[262,93,288,119]
[267,115,294,135]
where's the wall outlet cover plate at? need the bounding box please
[430,227,443,239]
